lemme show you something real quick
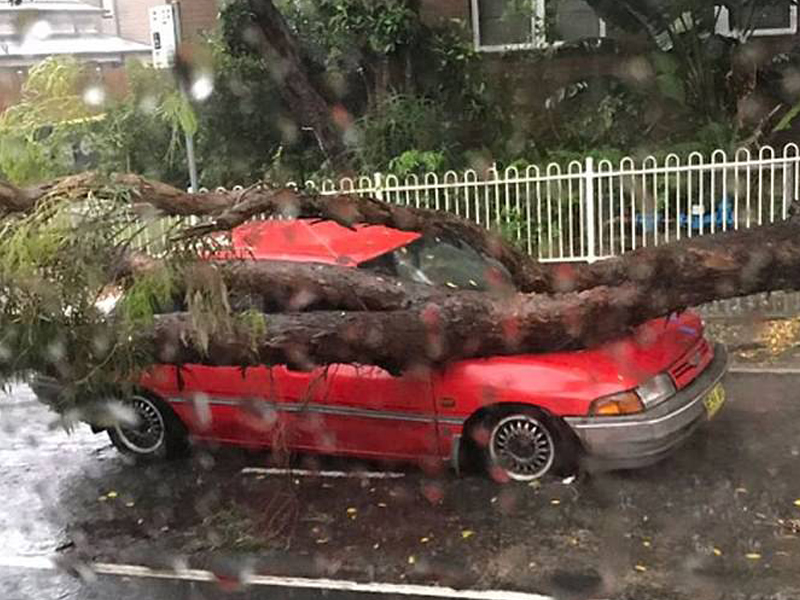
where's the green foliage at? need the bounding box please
[354,94,453,172]
[78,60,188,184]
[773,98,800,133]
[236,309,268,353]
[184,264,233,354]
[116,264,176,328]
[280,0,420,67]
[388,149,446,176]
[0,57,99,185]
[651,52,686,106]
[195,34,321,187]
[0,180,242,413]
[497,207,531,252]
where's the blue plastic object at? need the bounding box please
[634,200,734,233]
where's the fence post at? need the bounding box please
[584,156,597,263]
[374,172,384,202]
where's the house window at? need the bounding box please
[471,0,606,52]
[715,1,798,37]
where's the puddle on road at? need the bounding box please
[0,385,111,558]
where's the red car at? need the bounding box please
[34,219,729,481]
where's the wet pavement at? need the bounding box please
[2,374,800,600]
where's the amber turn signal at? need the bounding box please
[590,391,644,416]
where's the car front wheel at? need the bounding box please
[107,393,188,460]
[478,408,571,482]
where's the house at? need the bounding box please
[113,0,219,45]
[430,0,799,52]
[419,0,800,115]
[0,0,219,110]
[0,0,153,71]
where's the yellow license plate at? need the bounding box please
[703,384,726,419]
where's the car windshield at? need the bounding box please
[362,235,516,292]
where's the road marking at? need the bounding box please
[241,467,406,479]
[729,366,800,374]
[0,555,554,600]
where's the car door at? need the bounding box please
[320,364,440,463]
[158,364,331,452]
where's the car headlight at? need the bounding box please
[636,373,676,409]
[590,391,644,416]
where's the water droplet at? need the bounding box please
[191,74,214,101]
[83,86,106,107]
[25,20,52,42]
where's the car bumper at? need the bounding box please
[564,343,729,471]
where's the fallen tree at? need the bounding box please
[2,172,800,406]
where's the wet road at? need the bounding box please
[2,374,800,600]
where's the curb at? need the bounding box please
[729,365,800,374]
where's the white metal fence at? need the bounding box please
[193,143,800,317]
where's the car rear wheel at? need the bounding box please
[473,407,574,482]
[107,393,188,460]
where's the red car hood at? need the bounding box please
[437,312,707,416]
[543,311,705,388]
[227,220,420,266]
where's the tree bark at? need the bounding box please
[147,285,640,373]
[538,218,800,300]
[244,0,351,173]
[217,259,446,312]
[0,174,550,293]
[6,171,800,377]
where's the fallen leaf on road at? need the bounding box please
[562,476,576,485]
[745,553,762,560]
[346,507,357,519]
[642,540,651,548]
[316,538,329,545]
[713,548,723,556]
[420,537,430,544]
[735,488,748,494]
[634,565,647,572]
[461,530,475,539]
[408,556,416,565]
[550,499,561,506]
[125,502,135,508]
[793,499,800,507]
[377,502,387,508]
[97,496,107,502]
[106,491,118,499]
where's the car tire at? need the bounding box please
[107,392,188,460]
[473,407,575,482]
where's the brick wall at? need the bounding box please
[0,71,23,112]
[115,0,219,44]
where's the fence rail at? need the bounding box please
[189,143,800,317]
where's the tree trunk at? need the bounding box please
[0,173,550,293]
[244,0,351,173]
[5,172,800,378]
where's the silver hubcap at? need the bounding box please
[115,396,166,454]
[489,414,555,481]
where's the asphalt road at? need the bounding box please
[2,373,800,600]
